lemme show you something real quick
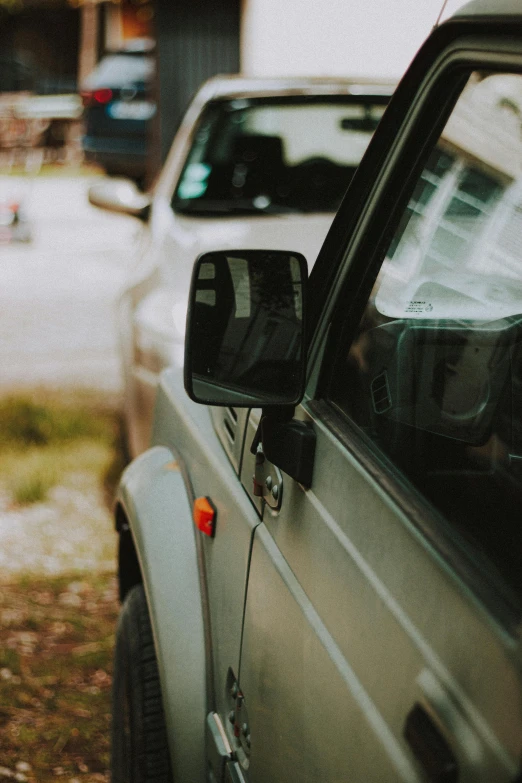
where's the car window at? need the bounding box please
[327,70,522,601]
[83,54,154,89]
[172,96,389,215]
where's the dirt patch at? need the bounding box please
[0,573,118,782]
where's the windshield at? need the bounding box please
[172,96,389,216]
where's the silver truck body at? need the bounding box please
[114,2,522,781]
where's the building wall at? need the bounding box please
[154,0,240,164]
[0,5,80,92]
[241,0,445,79]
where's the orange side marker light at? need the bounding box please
[193,496,216,537]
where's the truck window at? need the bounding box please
[328,70,522,601]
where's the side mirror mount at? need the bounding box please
[254,412,316,488]
[88,177,151,221]
[184,249,308,408]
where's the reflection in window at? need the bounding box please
[172,96,391,215]
[329,71,522,600]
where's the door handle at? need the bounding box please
[404,703,459,782]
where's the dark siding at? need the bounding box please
[153,0,240,166]
[0,6,80,93]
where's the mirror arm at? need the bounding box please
[137,203,151,222]
[250,407,316,488]
[250,406,294,456]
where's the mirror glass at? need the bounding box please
[185,250,307,406]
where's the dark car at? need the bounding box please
[81,46,155,183]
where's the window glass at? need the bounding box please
[172,96,389,215]
[328,71,522,599]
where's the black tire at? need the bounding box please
[111,584,173,783]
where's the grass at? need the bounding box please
[2,441,112,506]
[0,163,104,179]
[0,573,118,782]
[0,391,127,508]
[0,394,117,449]
[0,390,129,780]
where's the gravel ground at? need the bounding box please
[0,478,115,583]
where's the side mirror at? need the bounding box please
[184,249,308,407]
[88,177,151,221]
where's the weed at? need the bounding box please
[0,395,115,448]
[13,475,50,505]
[0,392,128,506]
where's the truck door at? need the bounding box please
[235,51,522,782]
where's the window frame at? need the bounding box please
[308,39,522,633]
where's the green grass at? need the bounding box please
[0,392,127,507]
[12,474,50,505]
[0,163,104,178]
[2,441,113,505]
[0,395,116,448]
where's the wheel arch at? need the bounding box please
[115,504,143,602]
[116,445,206,783]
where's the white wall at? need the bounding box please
[241,0,447,80]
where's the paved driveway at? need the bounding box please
[0,175,141,393]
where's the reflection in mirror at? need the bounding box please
[185,250,307,407]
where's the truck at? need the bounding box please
[111,1,522,781]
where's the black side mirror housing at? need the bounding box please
[261,414,316,487]
[184,249,308,408]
